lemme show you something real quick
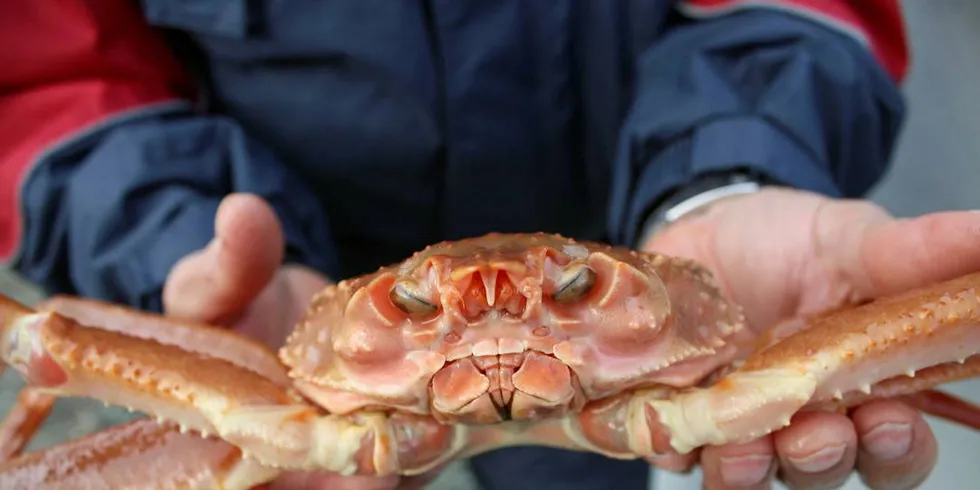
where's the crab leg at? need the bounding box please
[0,295,458,476]
[0,298,280,488]
[0,418,279,489]
[0,385,55,461]
[569,272,980,458]
[900,389,980,430]
[36,295,292,387]
[0,296,298,468]
[0,294,297,464]
[648,272,980,455]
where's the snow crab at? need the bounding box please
[0,232,979,488]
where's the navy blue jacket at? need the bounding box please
[2,2,907,311]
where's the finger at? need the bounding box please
[772,411,857,489]
[852,400,937,490]
[163,193,284,324]
[231,265,330,348]
[264,453,443,490]
[701,437,776,489]
[269,471,400,490]
[832,207,980,297]
[645,450,699,474]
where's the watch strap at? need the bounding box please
[636,171,770,247]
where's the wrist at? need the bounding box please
[636,170,774,247]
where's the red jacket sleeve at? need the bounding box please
[677,0,909,82]
[0,1,195,262]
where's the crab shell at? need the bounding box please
[280,233,748,425]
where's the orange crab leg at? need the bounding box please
[566,272,980,459]
[813,357,980,429]
[0,294,299,434]
[642,271,980,455]
[0,295,458,477]
[901,389,980,430]
[37,295,292,387]
[0,386,55,461]
[0,418,279,490]
[0,295,294,464]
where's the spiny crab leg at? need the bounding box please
[0,418,278,490]
[0,297,283,488]
[0,294,295,465]
[37,295,293,387]
[570,272,980,458]
[0,292,296,465]
[0,295,459,479]
[649,271,980,455]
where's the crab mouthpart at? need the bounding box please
[429,351,579,424]
[452,266,530,320]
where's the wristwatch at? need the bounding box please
[635,170,773,247]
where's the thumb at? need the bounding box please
[845,210,980,297]
[163,193,284,324]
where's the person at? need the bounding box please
[2,1,979,489]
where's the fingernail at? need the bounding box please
[787,443,846,473]
[720,454,772,487]
[863,422,912,461]
[646,453,696,473]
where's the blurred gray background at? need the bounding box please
[0,1,976,488]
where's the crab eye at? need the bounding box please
[389,280,438,315]
[551,263,597,304]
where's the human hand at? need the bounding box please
[640,187,980,489]
[162,193,440,490]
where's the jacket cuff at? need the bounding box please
[15,110,340,313]
[619,116,843,246]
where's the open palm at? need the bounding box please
[642,187,980,489]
